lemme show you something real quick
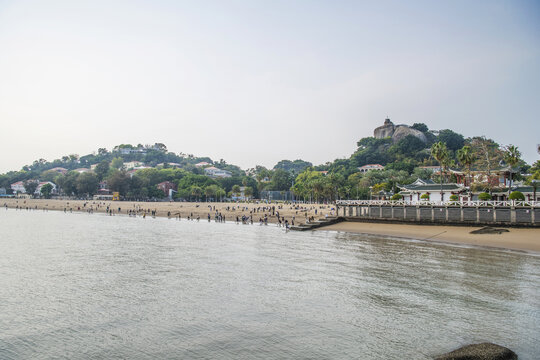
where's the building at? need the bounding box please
[36,181,57,196]
[10,181,28,193]
[195,161,211,167]
[398,179,466,203]
[118,148,147,155]
[358,164,385,173]
[157,181,177,196]
[123,161,144,170]
[11,180,57,196]
[204,167,232,178]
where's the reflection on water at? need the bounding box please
[0,209,539,359]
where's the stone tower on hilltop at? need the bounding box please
[373,118,427,144]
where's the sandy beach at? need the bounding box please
[318,221,540,253]
[3,198,539,253]
[1,198,334,224]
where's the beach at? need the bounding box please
[1,198,333,224]
[318,221,540,253]
[3,198,539,253]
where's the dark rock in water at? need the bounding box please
[435,342,517,359]
[470,227,510,235]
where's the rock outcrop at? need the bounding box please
[435,343,518,360]
[373,118,427,144]
[374,118,396,139]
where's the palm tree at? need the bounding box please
[431,142,450,202]
[191,185,202,202]
[457,145,475,198]
[231,185,241,199]
[503,145,521,196]
[204,185,216,202]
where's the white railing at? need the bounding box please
[335,200,540,207]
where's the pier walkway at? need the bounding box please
[335,200,540,227]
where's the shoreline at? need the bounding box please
[3,198,539,253]
[317,221,540,254]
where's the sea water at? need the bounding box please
[0,209,539,359]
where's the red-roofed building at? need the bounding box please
[157,181,177,195]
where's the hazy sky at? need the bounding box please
[1,0,539,173]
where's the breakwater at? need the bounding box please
[336,200,540,227]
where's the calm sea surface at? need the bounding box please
[0,209,539,359]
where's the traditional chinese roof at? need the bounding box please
[398,183,465,192]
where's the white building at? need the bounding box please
[398,179,466,203]
[123,161,144,170]
[358,164,385,173]
[10,181,28,193]
[204,166,232,178]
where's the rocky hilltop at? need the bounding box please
[374,118,427,144]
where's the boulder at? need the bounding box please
[374,118,395,139]
[435,343,517,360]
[392,125,427,143]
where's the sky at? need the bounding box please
[0,0,539,173]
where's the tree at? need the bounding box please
[437,129,465,151]
[231,185,241,198]
[76,172,99,197]
[110,157,124,170]
[411,123,429,133]
[191,185,203,201]
[478,192,492,201]
[204,185,216,201]
[503,145,521,196]
[526,170,540,202]
[431,142,450,202]
[457,145,475,196]
[23,180,38,197]
[508,191,525,201]
[98,148,109,156]
[107,170,130,195]
[270,169,292,191]
[94,160,110,181]
[244,186,253,199]
[470,137,503,194]
[40,183,53,198]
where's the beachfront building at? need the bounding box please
[157,181,177,196]
[36,181,57,196]
[204,167,232,178]
[10,181,28,194]
[358,164,384,173]
[398,179,466,203]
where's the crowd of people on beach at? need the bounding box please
[3,199,335,229]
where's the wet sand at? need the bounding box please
[318,221,540,253]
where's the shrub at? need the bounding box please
[509,191,525,201]
[478,192,491,201]
[420,193,430,200]
[449,194,459,201]
[391,194,403,201]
